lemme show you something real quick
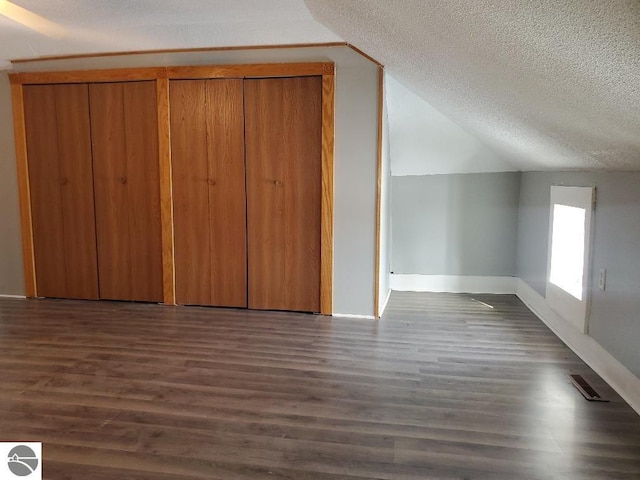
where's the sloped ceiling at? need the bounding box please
[387,74,518,175]
[305,0,640,171]
[2,1,639,172]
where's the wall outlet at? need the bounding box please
[599,268,606,291]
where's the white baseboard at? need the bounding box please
[378,289,392,317]
[390,274,516,294]
[0,294,26,299]
[517,278,640,416]
[333,313,376,320]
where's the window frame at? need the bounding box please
[545,185,595,333]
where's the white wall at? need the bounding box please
[0,46,380,316]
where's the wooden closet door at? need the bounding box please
[24,84,99,299]
[89,81,163,302]
[245,76,322,312]
[170,79,247,307]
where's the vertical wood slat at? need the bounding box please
[89,83,131,300]
[245,79,285,311]
[321,74,335,315]
[23,84,99,300]
[54,84,100,299]
[284,78,321,312]
[170,79,247,307]
[245,77,322,313]
[90,83,131,300]
[156,75,176,305]
[204,79,247,308]
[170,80,212,305]
[90,81,163,302]
[11,83,36,297]
[123,82,163,302]
[374,66,384,318]
[23,86,65,298]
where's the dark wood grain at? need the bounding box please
[55,84,100,300]
[122,81,163,302]
[0,292,639,479]
[90,82,131,300]
[170,79,247,307]
[205,79,247,308]
[245,77,322,313]
[24,85,65,298]
[23,84,99,300]
[90,81,163,302]
[169,80,211,305]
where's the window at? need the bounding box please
[546,186,595,333]
[549,204,586,300]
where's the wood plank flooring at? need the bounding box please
[0,292,639,479]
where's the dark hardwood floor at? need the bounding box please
[1,292,639,479]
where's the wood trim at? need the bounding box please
[10,83,36,297]
[156,76,176,305]
[10,67,164,85]
[320,75,335,315]
[167,63,333,80]
[346,43,383,67]
[10,60,338,313]
[11,42,349,64]
[374,67,384,318]
[10,63,334,86]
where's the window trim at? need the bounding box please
[545,185,595,333]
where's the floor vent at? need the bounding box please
[569,374,609,402]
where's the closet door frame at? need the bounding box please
[10,62,335,314]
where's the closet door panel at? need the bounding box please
[205,79,247,307]
[90,83,131,300]
[24,84,99,299]
[245,76,322,312]
[170,80,212,305]
[90,81,162,302]
[122,82,163,302]
[55,84,100,299]
[24,85,66,297]
[170,79,247,307]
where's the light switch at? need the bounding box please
[598,268,606,291]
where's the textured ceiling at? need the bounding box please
[2,1,639,171]
[0,0,340,68]
[305,0,640,171]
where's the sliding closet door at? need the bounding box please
[90,81,163,302]
[245,76,322,312]
[170,79,247,307]
[24,84,99,299]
